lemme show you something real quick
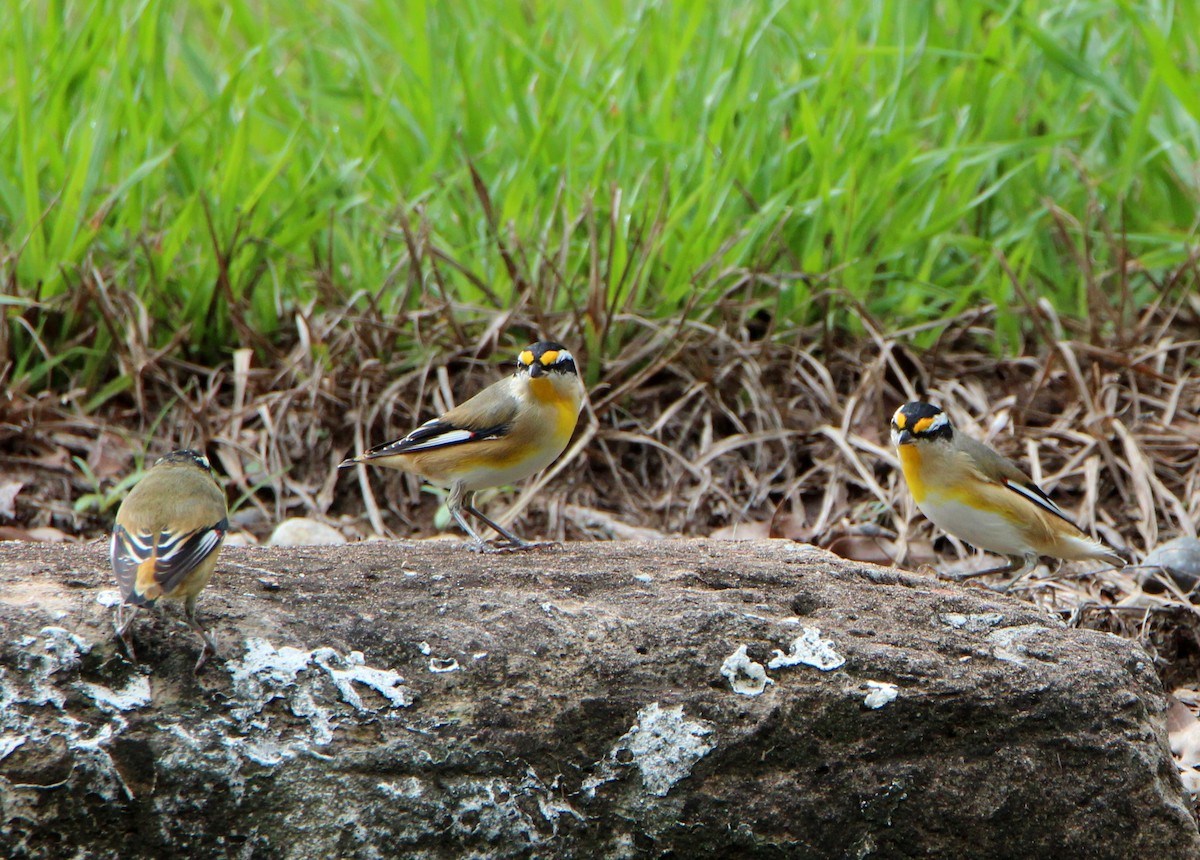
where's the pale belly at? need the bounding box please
[456,440,568,491]
[917,498,1031,557]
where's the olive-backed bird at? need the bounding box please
[890,401,1123,589]
[341,341,585,551]
[111,449,228,670]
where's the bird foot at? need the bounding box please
[114,627,139,664]
[193,640,217,673]
[464,539,557,554]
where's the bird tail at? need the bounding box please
[1062,534,1124,567]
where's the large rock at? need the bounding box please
[0,539,1195,859]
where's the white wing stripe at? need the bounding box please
[118,529,156,556]
[400,429,476,451]
[1004,479,1067,519]
[124,527,220,562]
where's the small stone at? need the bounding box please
[225,531,260,547]
[1141,537,1200,592]
[267,518,347,547]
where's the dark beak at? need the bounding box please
[895,429,913,446]
[529,362,545,378]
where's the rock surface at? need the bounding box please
[0,539,1196,859]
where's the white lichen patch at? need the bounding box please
[720,645,773,696]
[863,681,898,709]
[236,737,291,767]
[537,788,585,828]
[164,723,251,801]
[584,703,717,798]
[226,638,413,746]
[12,626,94,708]
[939,612,1005,632]
[766,627,845,672]
[429,657,461,673]
[39,626,91,667]
[448,777,543,847]
[0,628,150,805]
[79,675,152,713]
[317,649,413,711]
[986,625,1052,665]
[378,777,426,800]
[0,734,25,760]
[3,627,418,812]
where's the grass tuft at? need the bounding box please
[2,0,1199,386]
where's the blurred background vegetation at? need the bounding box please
[2,0,1198,400]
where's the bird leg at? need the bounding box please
[447,484,546,552]
[184,595,217,672]
[464,492,538,549]
[446,482,494,552]
[465,493,557,552]
[114,603,139,662]
[946,553,1039,592]
[998,553,1042,591]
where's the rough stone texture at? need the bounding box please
[0,538,1196,859]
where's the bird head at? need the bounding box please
[154,449,214,472]
[890,402,952,448]
[517,342,578,380]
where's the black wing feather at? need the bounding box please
[111,518,228,604]
[363,419,511,458]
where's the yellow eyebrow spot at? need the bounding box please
[894,412,907,430]
[913,416,935,434]
[539,350,559,366]
[519,350,535,366]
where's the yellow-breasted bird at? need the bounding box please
[890,401,1123,589]
[111,450,228,670]
[341,341,586,551]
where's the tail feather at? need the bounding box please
[1063,534,1123,567]
[1097,548,1125,568]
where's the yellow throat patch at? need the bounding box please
[529,377,578,441]
[897,444,927,502]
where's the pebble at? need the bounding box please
[267,517,348,547]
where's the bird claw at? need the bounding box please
[464,539,556,554]
[114,628,139,664]
[193,640,217,673]
[501,539,557,552]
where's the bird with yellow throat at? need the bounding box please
[890,401,1123,590]
[341,341,586,551]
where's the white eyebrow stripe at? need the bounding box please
[924,412,949,431]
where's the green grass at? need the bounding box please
[2,0,1199,390]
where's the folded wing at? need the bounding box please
[999,477,1074,525]
[111,518,228,604]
